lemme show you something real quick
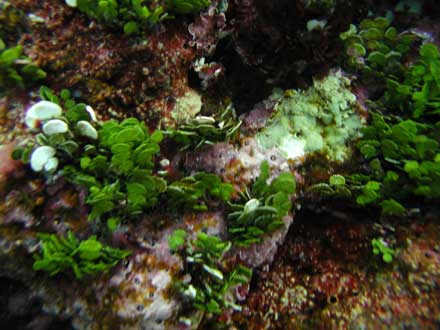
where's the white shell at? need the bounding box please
[30,146,56,172]
[77,121,98,140]
[25,101,62,128]
[85,105,97,122]
[42,119,69,135]
[65,0,77,7]
[43,157,59,172]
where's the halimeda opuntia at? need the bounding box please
[77,121,98,140]
[30,146,57,172]
[25,101,62,129]
[43,157,59,173]
[42,119,69,135]
[65,0,78,7]
[85,105,97,122]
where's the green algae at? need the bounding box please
[256,70,363,162]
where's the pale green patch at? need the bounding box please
[171,89,202,124]
[256,70,364,161]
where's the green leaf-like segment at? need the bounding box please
[33,232,131,279]
[228,161,296,246]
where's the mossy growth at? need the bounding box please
[0,1,25,41]
[256,70,363,162]
[165,0,211,14]
[352,44,440,212]
[0,3,46,92]
[0,42,46,92]
[371,237,394,263]
[33,231,131,279]
[170,231,252,325]
[340,17,416,80]
[68,0,212,35]
[16,87,234,230]
[166,172,234,211]
[312,21,440,216]
[384,43,440,118]
[228,161,296,246]
[71,0,168,35]
[166,104,242,150]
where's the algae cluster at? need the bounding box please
[257,70,363,161]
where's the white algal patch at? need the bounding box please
[65,0,78,7]
[77,121,98,140]
[257,70,364,162]
[42,119,69,135]
[30,146,56,172]
[151,270,171,291]
[85,105,97,122]
[25,101,62,128]
[170,89,202,124]
[43,157,59,173]
[279,135,306,159]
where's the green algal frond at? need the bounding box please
[166,104,242,150]
[256,70,363,162]
[228,161,296,246]
[166,172,233,211]
[173,231,252,323]
[72,0,168,35]
[371,237,394,263]
[340,17,416,79]
[33,231,131,279]
[16,88,166,226]
[0,42,46,92]
[165,0,211,14]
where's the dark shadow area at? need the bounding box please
[0,277,73,330]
